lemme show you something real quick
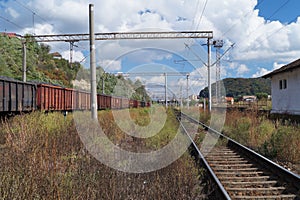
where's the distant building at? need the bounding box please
[263,58,300,115]
[1,32,17,38]
[241,95,257,102]
[51,52,62,59]
[225,97,234,105]
[189,94,198,101]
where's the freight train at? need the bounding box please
[0,77,149,114]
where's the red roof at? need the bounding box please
[262,58,300,78]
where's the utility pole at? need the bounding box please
[89,4,97,120]
[180,85,183,109]
[186,73,190,109]
[207,38,211,112]
[102,76,105,94]
[22,41,26,82]
[164,73,167,109]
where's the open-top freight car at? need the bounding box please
[37,83,65,111]
[37,84,91,111]
[0,76,150,114]
[0,77,36,113]
[97,94,111,110]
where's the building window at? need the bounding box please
[279,80,282,89]
[283,79,287,89]
[279,79,287,90]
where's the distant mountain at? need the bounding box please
[199,77,271,98]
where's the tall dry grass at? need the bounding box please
[223,110,300,163]
[0,109,204,199]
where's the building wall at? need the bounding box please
[271,67,300,115]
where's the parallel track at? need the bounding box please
[175,109,300,199]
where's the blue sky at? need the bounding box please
[1,0,300,98]
[256,0,299,23]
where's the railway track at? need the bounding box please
[175,109,300,199]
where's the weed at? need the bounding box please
[0,109,204,199]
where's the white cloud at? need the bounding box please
[6,7,19,19]
[273,62,284,70]
[252,67,270,78]
[1,0,300,79]
[149,75,165,84]
[22,23,55,35]
[237,64,249,76]
[61,50,85,63]
[99,59,122,71]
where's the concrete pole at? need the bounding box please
[89,4,97,120]
[180,85,183,109]
[164,73,167,109]
[22,42,26,82]
[187,74,189,109]
[102,76,105,94]
[207,38,211,112]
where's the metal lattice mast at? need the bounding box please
[213,40,223,104]
[69,40,78,68]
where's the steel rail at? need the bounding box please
[173,109,231,199]
[180,111,300,192]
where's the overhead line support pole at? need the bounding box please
[22,41,26,82]
[89,4,97,120]
[164,73,167,109]
[207,38,211,112]
[187,74,190,109]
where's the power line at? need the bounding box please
[183,43,208,67]
[190,0,201,30]
[194,0,208,31]
[266,0,291,21]
[246,15,299,52]
[12,0,86,64]
[14,0,47,23]
[13,0,65,34]
[0,15,25,30]
[235,0,291,48]
[221,0,295,64]
[185,0,209,48]
[221,0,266,38]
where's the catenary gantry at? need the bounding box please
[24,31,213,42]
[21,29,213,118]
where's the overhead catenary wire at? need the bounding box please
[234,0,292,51]
[219,0,291,58]
[221,0,266,38]
[194,0,208,31]
[13,0,65,34]
[243,15,299,53]
[0,15,25,30]
[185,0,209,48]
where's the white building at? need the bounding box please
[189,94,199,101]
[263,58,300,115]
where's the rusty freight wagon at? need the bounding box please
[97,94,111,109]
[36,84,65,111]
[0,77,36,113]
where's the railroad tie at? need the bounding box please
[204,146,297,199]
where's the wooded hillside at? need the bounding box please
[199,77,271,98]
[0,34,149,101]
